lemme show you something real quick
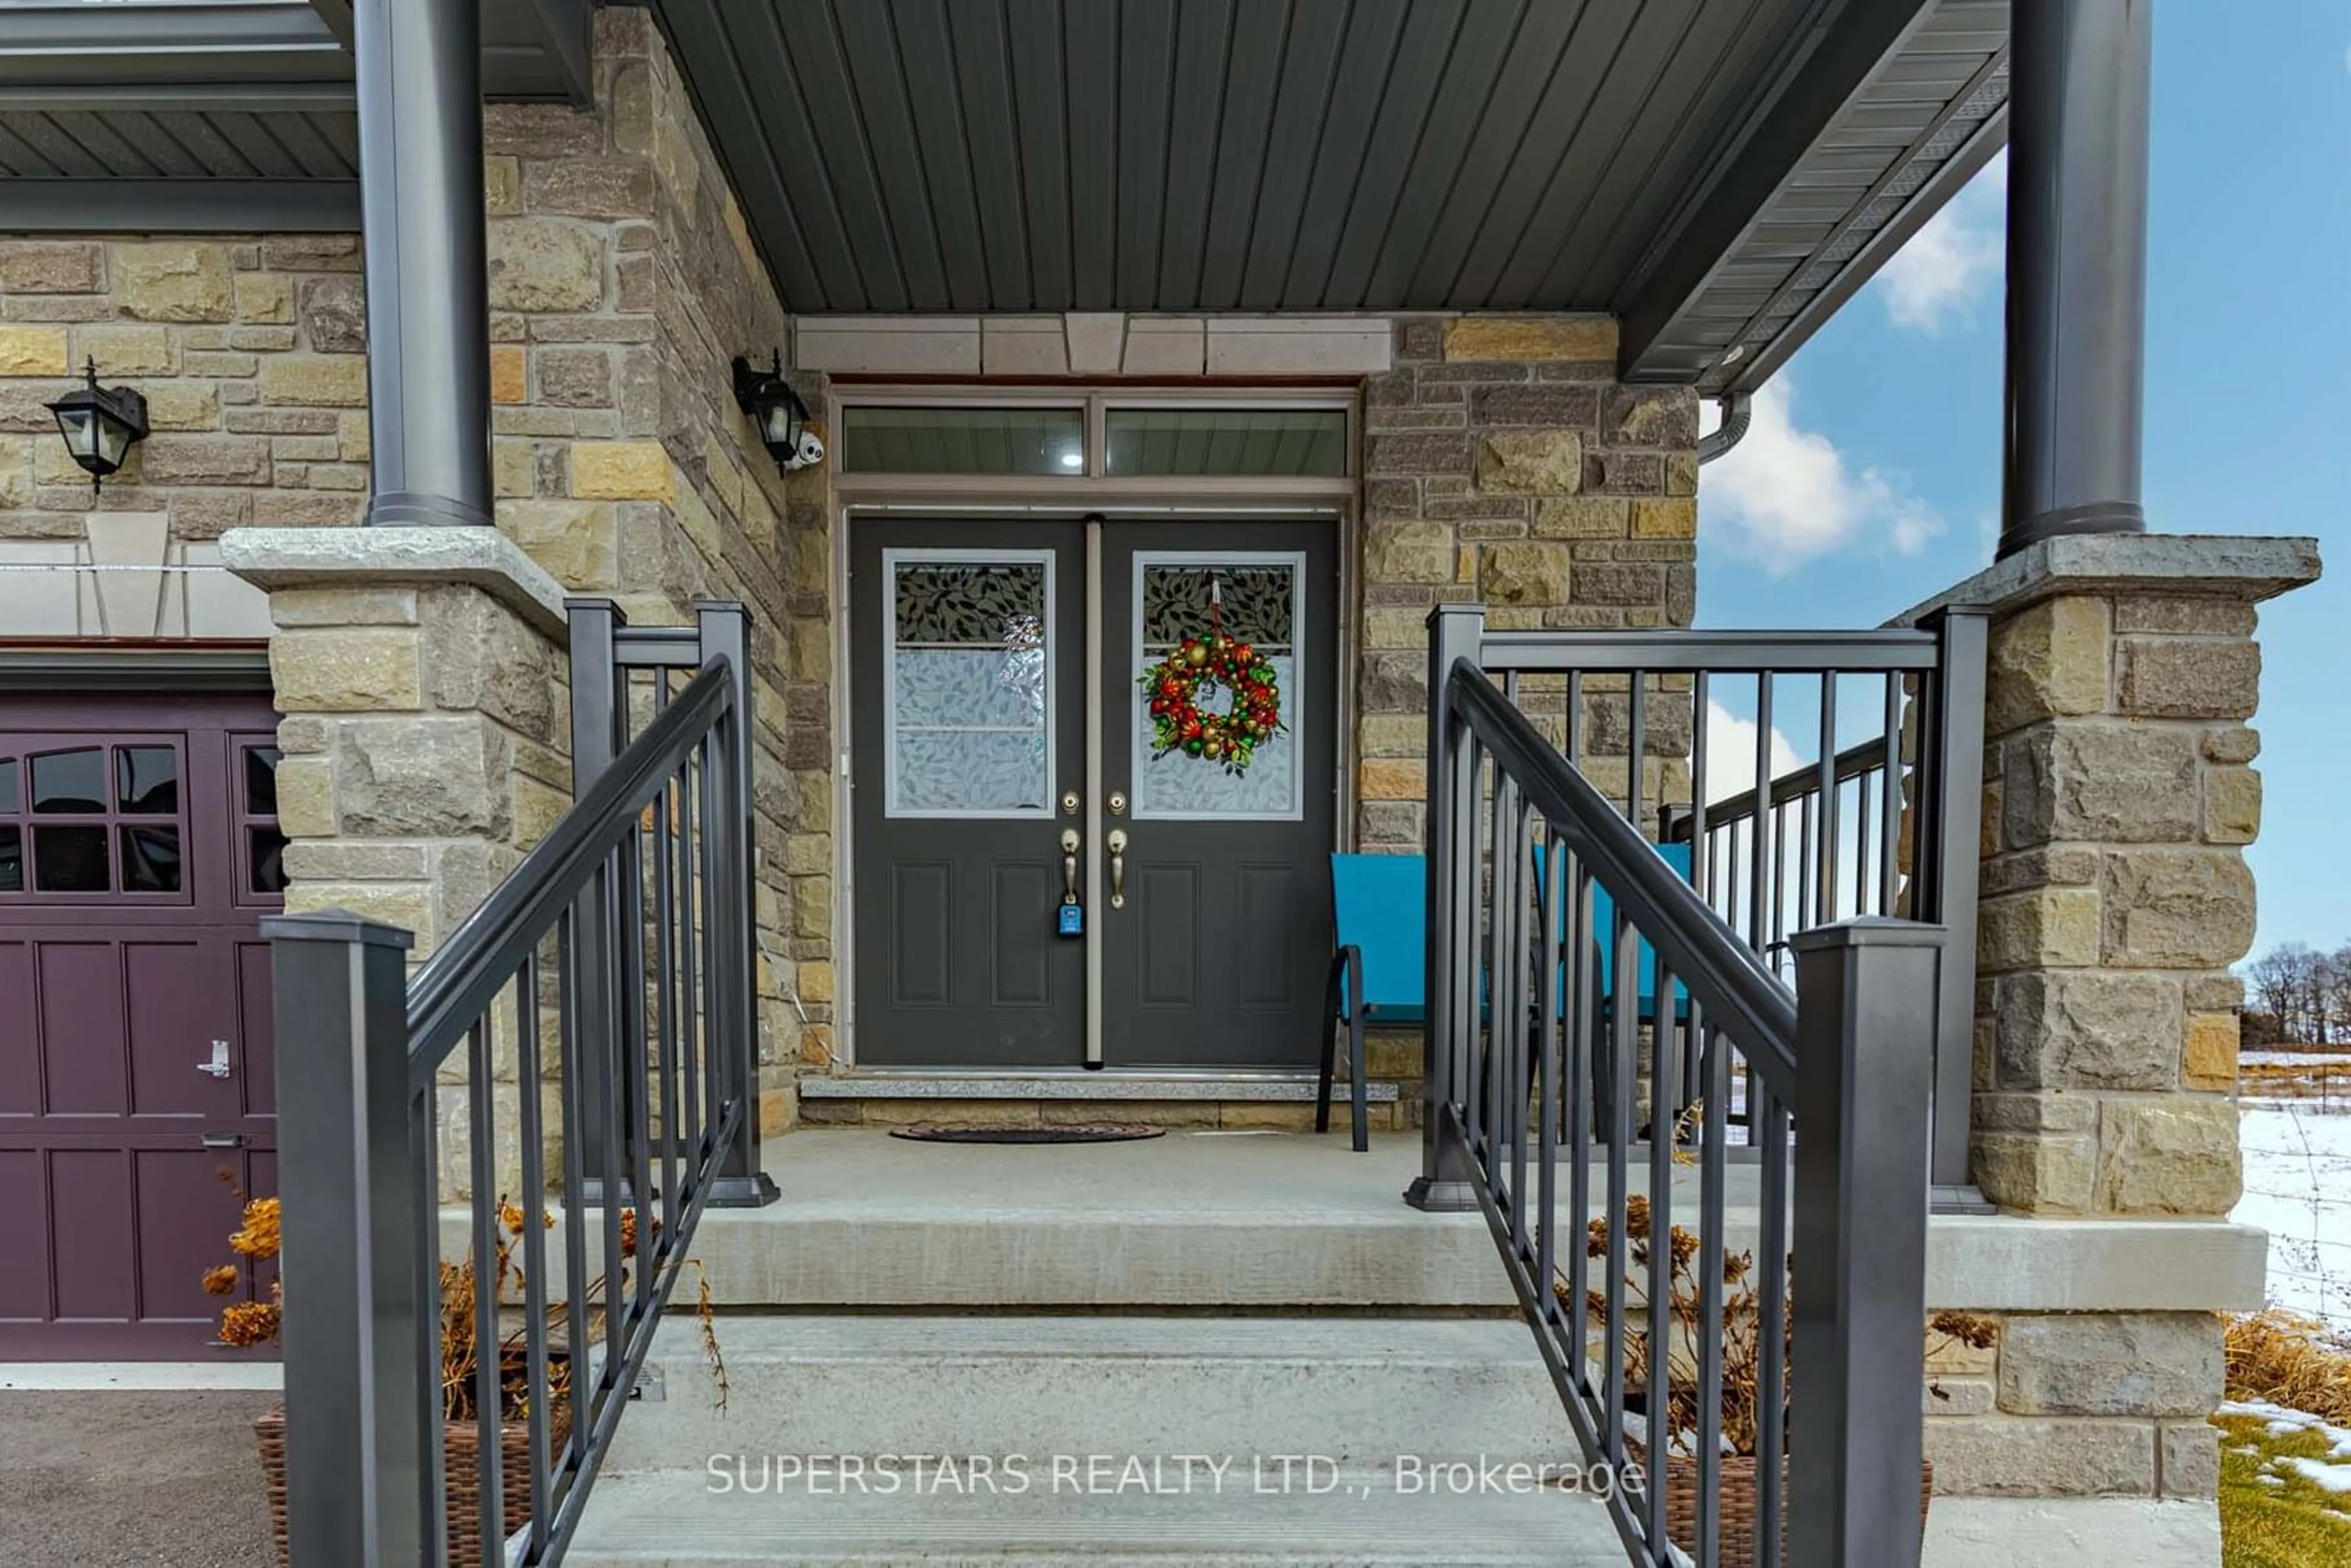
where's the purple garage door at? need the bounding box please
[0,694,285,1359]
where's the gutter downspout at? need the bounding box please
[1697,392,1752,465]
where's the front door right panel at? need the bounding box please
[1099,522,1337,1068]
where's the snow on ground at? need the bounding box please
[2233,1100,2351,1332]
[2244,1051,2351,1068]
[2219,1400,2351,1496]
[2220,1400,2351,1460]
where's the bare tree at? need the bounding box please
[2244,942,2345,1046]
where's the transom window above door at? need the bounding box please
[838,398,1352,479]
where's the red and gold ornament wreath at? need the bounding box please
[1142,634,1283,776]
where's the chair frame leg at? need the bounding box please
[1317,947,1348,1135]
[1318,945,1370,1150]
[1345,952,1368,1153]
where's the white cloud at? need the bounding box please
[1698,378,1940,571]
[1704,700,1801,807]
[1877,151,2007,334]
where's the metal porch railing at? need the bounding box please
[1412,603,1960,1568]
[1647,615,1985,1199]
[263,599,773,1567]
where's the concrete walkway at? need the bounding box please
[0,1387,276,1567]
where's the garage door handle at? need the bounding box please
[201,1133,246,1149]
[198,1040,232,1079]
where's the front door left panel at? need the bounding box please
[849,520,1087,1067]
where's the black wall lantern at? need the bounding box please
[731,351,822,475]
[47,358,149,493]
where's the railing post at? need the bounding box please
[1406,602,1485,1212]
[1921,607,1989,1202]
[695,599,779,1206]
[1786,916,1942,1568]
[568,598,628,1201]
[264,909,433,1568]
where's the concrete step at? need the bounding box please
[608,1315,1578,1473]
[678,1130,1521,1308]
[565,1466,1627,1566]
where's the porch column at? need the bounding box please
[1998,0,2153,557]
[354,0,493,527]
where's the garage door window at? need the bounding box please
[0,740,187,901]
[239,741,285,900]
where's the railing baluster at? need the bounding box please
[1855,768,1875,918]
[598,853,628,1388]
[556,908,593,1514]
[1750,673,1774,958]
[516,950,552,1559]
[1755,1084,1790,1568]
[1537,836,1564,1335]
[1795,792,1814,936]
[1509,797,1534,1258]
[624,806,654,1313]
[1817,672,1839,925]
[1646,950,1678,1556]
[1453,736,1480,1164]
[1698,1027,1729,1568]
[1567,862,1594,1393]
[1477,752,1496,1164]
[699,735,728,1160]
[1881,672,1903,918]
[681,747,704,1171]
[467,1019,504,1568]
[656,770,680,1226]
[1605,902,1635,1475]
[1625,669,1646,836]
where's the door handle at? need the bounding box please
[1107,829,1128,909]
[1060,828,1081,904]
[198,1040,231,1079]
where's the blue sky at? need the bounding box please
[1695,0,2350,959]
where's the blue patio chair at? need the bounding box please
[1319,853,1427,1152]
[1318,842,1697,1152]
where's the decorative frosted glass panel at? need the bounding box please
[1134,557,1302,820]
[1106,410,1347,476]
[887,555,1053,817]
[846,407,1084,475]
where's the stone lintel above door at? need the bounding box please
[793,313,1405,379]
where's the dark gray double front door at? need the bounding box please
[850,516,1337,1070]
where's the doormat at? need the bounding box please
[888,1122,1166,1145]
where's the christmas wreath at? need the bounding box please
[1142,632,1283,775]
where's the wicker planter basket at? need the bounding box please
[1635,1446,1932,1564]
[255,1397,574,1568]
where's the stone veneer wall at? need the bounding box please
[1897,535,2320,1512]
[475,7,811,1130]
[0,12,814,1143]
[1970,586,2271,1215]
[1349,312,1698,1105]
[1918,1308,2225,1503]
[0,233,380,531]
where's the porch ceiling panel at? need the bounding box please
[0,107,359,179]
[0,0,591,103]
[651,0,1840,317]
[1619,0,2011,393]
[0,0,588,230]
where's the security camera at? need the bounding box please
[787,429,826,471]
